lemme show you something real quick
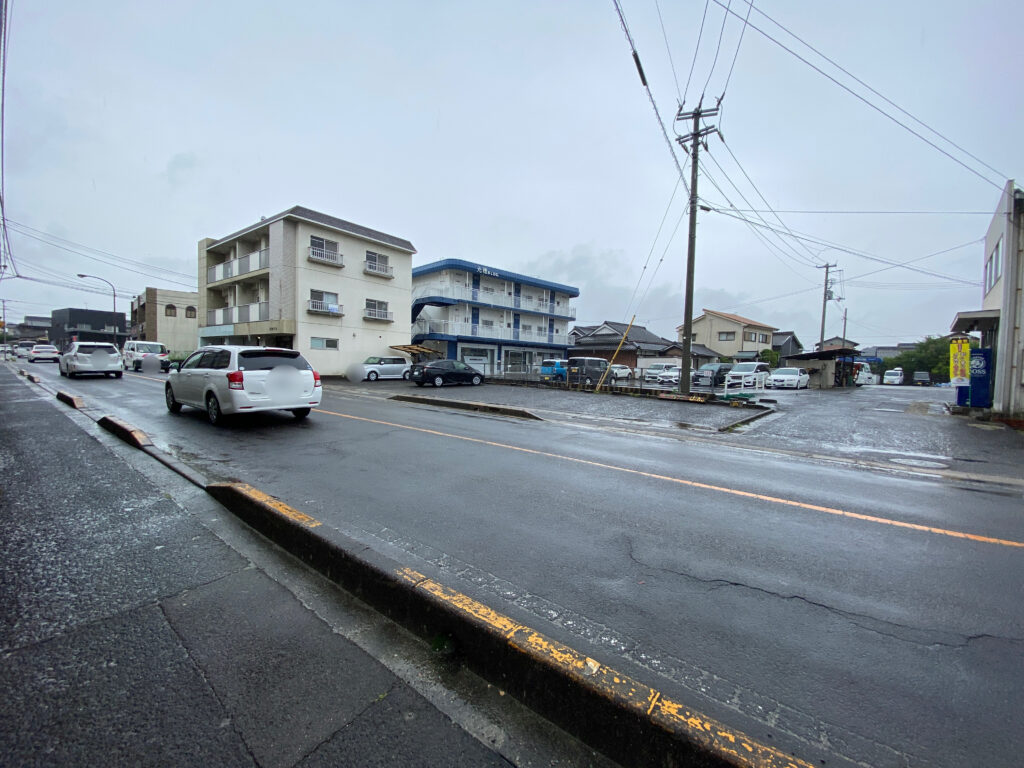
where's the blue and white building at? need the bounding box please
[411,259,579,374]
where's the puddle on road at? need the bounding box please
[890,458,949,469]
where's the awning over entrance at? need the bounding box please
[950,309,999,335]
[389,344,442,358]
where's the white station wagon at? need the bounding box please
[165,345,322,425]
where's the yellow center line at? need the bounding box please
[314,406,1024,550]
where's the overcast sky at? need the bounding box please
[3,1,1022,349]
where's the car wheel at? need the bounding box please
[402,370,411,380]
[115,371,123,379]
[59,367,67,377]
[67,369,75,378]
[367,371,378,381]
[165,385,182,413]
[291,408,310,420]
[471,375,482,386]
[206,393,223,425]
[415,382,425,387]
[134,361,141,371]
[432,375,444,388]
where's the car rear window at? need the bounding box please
[78,344,118,353]
[238,350,310,370]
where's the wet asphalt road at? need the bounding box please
[16,362,1024,768]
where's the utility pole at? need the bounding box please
[817,263,836,353]
[675,99,718,395]
[841,307,848,347]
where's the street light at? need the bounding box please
[77,273,119,345]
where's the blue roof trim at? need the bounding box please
[412,296,574,321]
[412,259,580,298]
[412,332,569,351]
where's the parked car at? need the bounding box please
[60,342,124,378]
[608,364,634,381]
[540,359,567,382]
[643,363,676,383]
[725,361,771,388]
[165,345,322,425]
[27,344,61,363]
[352,355,411,381]
[692,362,733,388]
[410,359,484,387]
[768,367,809,389]
[912,371,932,386]
[123,340,171,372]
[655,366,685,385]
[566,357,610,386]
[882,368,904,385]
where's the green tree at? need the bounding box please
[759,348,780,368]
[886,336,952,382]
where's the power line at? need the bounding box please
[701,0,732,98]
[709,0,1004,190]
[718,0,753,103]
[612,0,691,193]
[682,0,711,107]
[624,177,683,320]
[695,207,993,215]
[654,0,681,103]
[723,0,1007,184]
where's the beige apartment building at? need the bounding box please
[130,288,200,355]
[679,309,778,360]
[197,206,416,375]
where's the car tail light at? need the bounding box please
[227,370,244,390]
[312,370,322,387]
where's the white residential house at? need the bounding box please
[680,309,778,360]
[197,206,416,375]
[411,259,578,374]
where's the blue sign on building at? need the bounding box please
[969,348,993,409]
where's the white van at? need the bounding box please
[882,368,904,385]
[122,340,170,371]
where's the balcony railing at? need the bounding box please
[307,299,344,316]
[363,260,394,278]
[413,319,568,346]
[206,302,270,326]
[207,249,269,284]
[411,284,576,318]
[308,246,343,267]
[363,307,394,322]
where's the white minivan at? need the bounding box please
[882,368,904,385]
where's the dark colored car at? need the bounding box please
[410,359,484,388]
[912,371,932,386]
[566,356,610,386]
[692,362,733,388]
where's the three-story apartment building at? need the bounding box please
[411,259,578,374]
[197,206,416,375]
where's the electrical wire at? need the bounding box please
[708,0,1004,190]
[718,0,752,103]
[654,0,682,103]
[682,0,711,106]
[701,0,732,98]
[623,177,683,320]
[724,0,1007,184]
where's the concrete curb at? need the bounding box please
[97,415,154,449]
[204,481,814,768]
[390,393,543,420]
[56,390,87,409]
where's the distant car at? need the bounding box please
[725,362,771,388]
[165,345,322,425]
[27,344,60,363]
[60,342,123,378]
[692,362,733,388]
[15,341,37,358]
[643,363,676,383]
[352,355,410,381]
[123,340,171,372]
[540,359,567,382]
[409,359,484,387]
[882,369,904,385]
[912,371,932,386]
[768,367,809,389]
[608,364,634,381]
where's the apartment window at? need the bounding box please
[310,337,339,350]
[366,251,388,268]
[311,235,338,256]
[986,238,1002,293]
[165,304,177,317]
[521,324,532,331]
[364,299,392,320]
[718,331,736,341]
[758,333,769,344]
[481,319,494,327]
[310,289,339,305]
[185,306,197,318]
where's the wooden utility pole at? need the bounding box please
[817,263,836,353]
[675,100,718,395]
